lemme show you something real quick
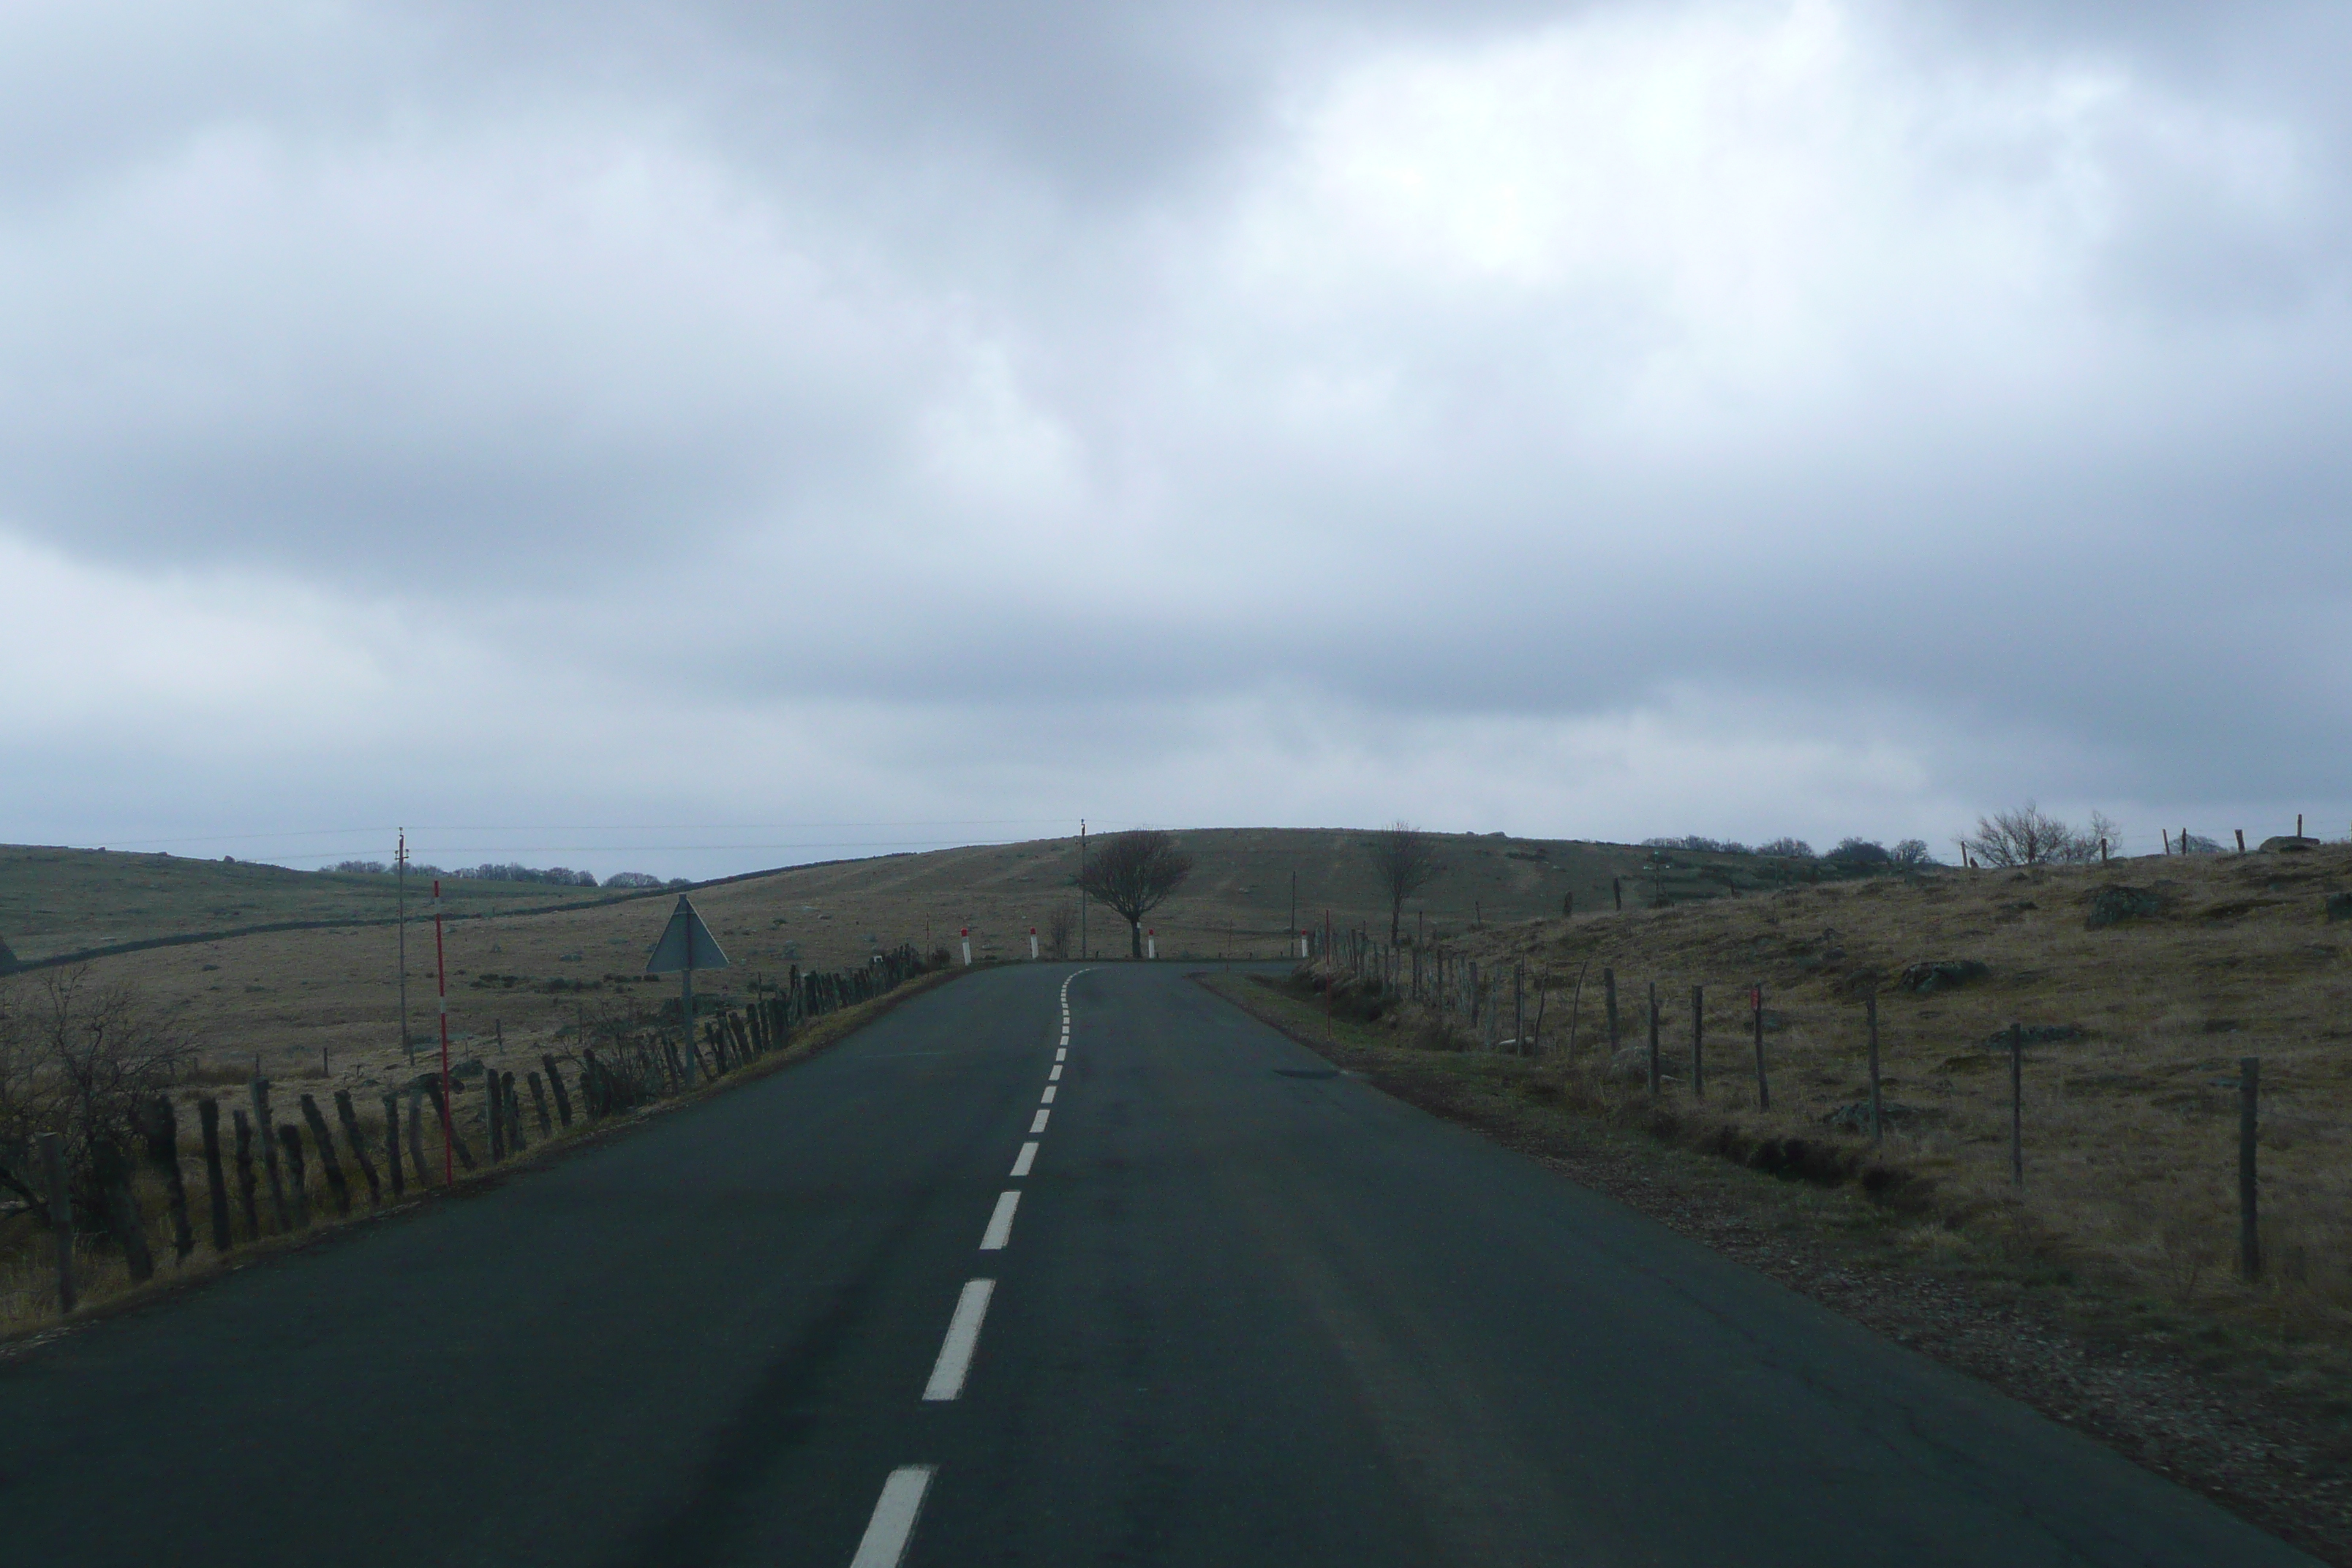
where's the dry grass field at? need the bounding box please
[1326,844,2352,1420]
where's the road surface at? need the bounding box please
[0,963,2314,1565]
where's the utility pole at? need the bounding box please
[1079,819,1088,960]
[397,829,411,1068]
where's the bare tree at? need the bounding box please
[1964,802,2110,867]
[1045,903,1077,961]
[0,970,194,1215]
[1364,823,1444,943]
[1075,830,1193,958]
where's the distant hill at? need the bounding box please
[0,845,664,968]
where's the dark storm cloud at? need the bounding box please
[2,0,2349,868]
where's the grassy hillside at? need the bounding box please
[0,845,657,966]
[1343,843,2352,1420]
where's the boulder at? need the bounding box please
[2084,885,2164,929]
[2326,892,2352,923]
[1897,960,1989,993]
[2261,836,2322,853]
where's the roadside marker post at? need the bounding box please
[434,881,452,1185]
[961,929,972,967]
[1146,929,1156,960]
[646,895,730,1085]
[1030,928,1039,961]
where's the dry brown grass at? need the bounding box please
[1341,846,2352,1409]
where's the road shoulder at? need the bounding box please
[1195,968,2350,1567]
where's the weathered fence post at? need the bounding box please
[198,1097,233,1251]
[419,1077,476,1170]
[541,1054,574,1127]
[2008,1022,2024,1186]
[91,1136,155,1281]
[232,1109,260,1236]
[1690,985,1705,1099]
[487,1071,506,1163]
[527,1072,552,1138]
[2239,1056,2261,1281]
[333,1090,381,1206]
[404,1084,431,1186]
[252,1077,290,1232]
[276,1123,312,1226]
[1513,964,1523,1054]
[40,1131,74,1311]
[1604,968,1618,1058]
[1865,994,1882,1145]
[1646,982,1662,1097]
[381,1093,405,1199]
[1751,985,1768,1112]
[135,1097,195,1262]
[504,1074,527,1153]
[298,1095,353,1216]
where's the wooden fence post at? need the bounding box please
[1646,983,1662,1097]
[1690,985,1705,1099]
[252,1077,290,1232]
[487,1072,506,1163]
[381,1093,405,1199]
[527,1073,552,1137]
[1604,968,1618,1057]
[1865,995,1882,1145]
[540,1054,574,1127]
[418,1077,476,1170]
[2239,1057,2261,1281]
[1751,985,1768,1112]
[91,1136,155,1281]
[198,1097,232,1251]
[2008,1022,2024,1186]
[40,1131,74,1311]
[276,1123,311,1226]
[333,1090,381,1206]
[232,1109,260,1237]
[298,1095,353,1216]
[405,1084,431,1186]
[135,1096,195,1262]
[1513,964,1523,1054]
[504,1074,527,1153]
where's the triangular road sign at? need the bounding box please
[645,894,730,973]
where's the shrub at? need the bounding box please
[1757,837,1816,858]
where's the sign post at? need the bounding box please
[645,894,730,1085]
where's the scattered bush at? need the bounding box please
[603,872,665,889]
[448,864,599,887]
[1757,837,1816,859]
[1963,802,2119,867]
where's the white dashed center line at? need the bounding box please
[1039,1085,1057,1104]
[849,1467,935,1568]
[1055,1047,1066,1062]
[1011,1141,1038,1177]
[923,1278,995,1401]
[1030,1107,1050,1134]
[1048,1063,1063,1081]
[979,1190,1021,1251]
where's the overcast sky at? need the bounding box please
[3,0,2347,878]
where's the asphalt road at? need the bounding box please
[0,963,2314,1566]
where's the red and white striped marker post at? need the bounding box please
[1029,927,1039,960]
[433,880,453,1185]
[1146,929,1156,960]
[961,928,972,967]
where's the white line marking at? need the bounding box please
[923,1279,995,1401]
[1040,1085,1057,1104]
[849,1466,935,1568]
[1055,1047,1066,1062]
[979,1190,1020,1250]
[1048,1063,1063,1081]
[1011,1141,1038,1177]
[1030,1108,1050,1134]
